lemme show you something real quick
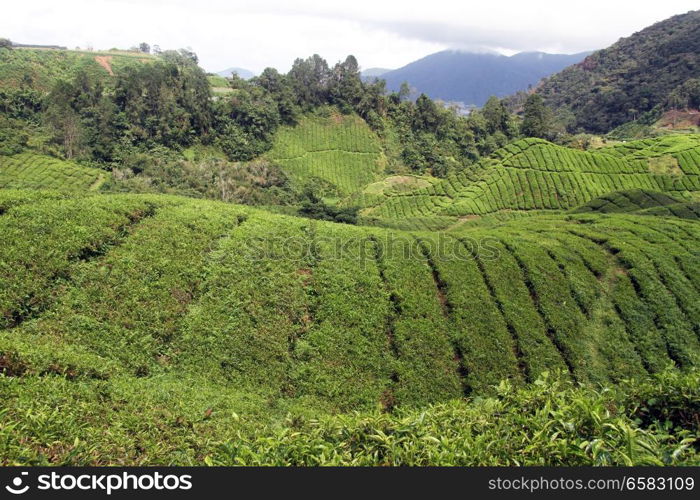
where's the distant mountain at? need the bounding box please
[216,67,255,80]
[533,10,700,133]
[361,67,392,79]
[380,50,591,106]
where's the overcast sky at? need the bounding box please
[3,0,698,74]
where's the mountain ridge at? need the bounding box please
[379,50,592,106]
[531,9,700,133]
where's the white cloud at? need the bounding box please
[1,0,697,73]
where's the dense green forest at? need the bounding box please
[518,10,700,134]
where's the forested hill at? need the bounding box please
[380,50,590,106]
[531,10,700,133]
[0,45,522,187]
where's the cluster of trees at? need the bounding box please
[246,54,526,177]
[38,50,211,162]
[520,94,554,140]
[107,151,296,207]
[1,42,562,187]
[217,54,387,161]
[30,49,532,177]
[226,54,564,176]
[385,93,519,176]
[665,79,700,112]
[298,188,359,224]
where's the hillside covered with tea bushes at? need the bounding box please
[365,135,700,224]
[2,10,700,466]
[0,188,699,464]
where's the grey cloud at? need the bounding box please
[364,19,601,54]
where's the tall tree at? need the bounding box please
[288,54,330,109]
[398,82,411,102]
[481,96,510,135]
[254,68,299,124]
[44,80,83,159]
[521,94,552,139]
[328,55,363,113]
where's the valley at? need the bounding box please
[1,8,699,467]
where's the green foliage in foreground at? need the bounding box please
[1,370,697,466]
[1,191,699,399]
[210,371,700,466]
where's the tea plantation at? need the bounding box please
[267,111,384,197]
[0,187,699,465]
[367,136,700,222]
[0,153,107,191]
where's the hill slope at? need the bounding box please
[381,50,590,106]
[366,135,700,221]
[2,191,699,399]
[0,189,699,464]
[267,111,385,197]
[573,189,700,219]
[533,10,700,133]
[0,47,154,92]
[0,153,107,191]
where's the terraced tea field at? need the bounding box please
[267,111,384,197]
[0,188,698,464]
[573,189,700,219]
[1,191,698,399]
[367,136,700,222]
[0,153,107,191]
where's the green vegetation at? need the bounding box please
[521,94,553,139]
[2,15,700,466]
[0,188,698,464]
[105,153,298,207]
[1,43,527,207]
[0,47,153,92]
[268,111,383,197]
[206,371,700,466]
[571,189,700,218]
[367,135,700,223]
[635,202,700,220]
[0,153,106,190]
[298,189,359,224]
[526,10,700,133]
